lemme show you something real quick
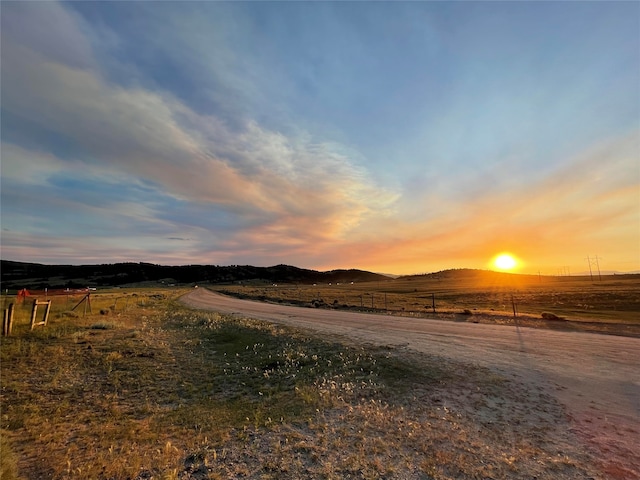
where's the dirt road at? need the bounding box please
[183,288,640,479]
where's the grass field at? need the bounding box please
[0,288,608,479]
[214,271,640,335]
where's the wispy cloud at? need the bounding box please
[1,1,397,265]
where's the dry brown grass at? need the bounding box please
[1,289,608,479]
[215,272,640,336]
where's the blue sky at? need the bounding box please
[1,1,638,274]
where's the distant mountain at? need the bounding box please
[0,260,390,290]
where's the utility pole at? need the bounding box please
[585,255,593,281]
[594,255,602,281]
[585,255,602,281]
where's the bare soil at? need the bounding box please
[183,288,640,480]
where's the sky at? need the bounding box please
[1,1,639,275]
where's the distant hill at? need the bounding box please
[0,260,390,291]
[397,268,640,283]
[397,268,525,281]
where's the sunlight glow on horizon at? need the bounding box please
[492,253,519,272]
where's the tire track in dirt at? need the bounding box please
[182,288,640,479]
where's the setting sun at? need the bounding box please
[493,253,518,271]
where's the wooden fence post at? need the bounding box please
[30,299,39,330]
[10,303,15,334]
[30,300,52,330]
[3,303,15,336]
[43,300,52,327]
[72,292,92,316]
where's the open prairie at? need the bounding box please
[214,271,640,336]
[2,283,638,480]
